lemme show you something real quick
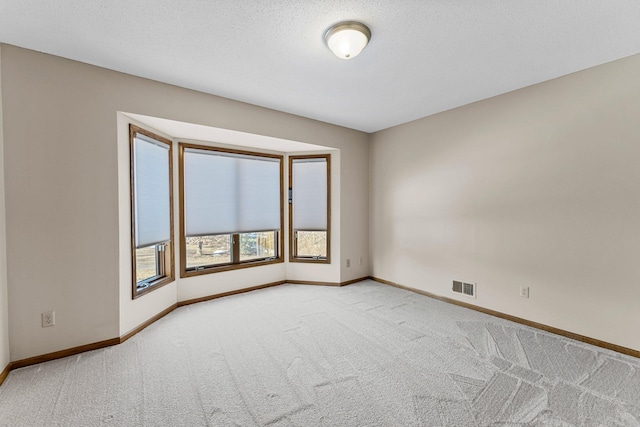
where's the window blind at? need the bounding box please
[184,148,281,236]
[292,158,327,230]
[133,134,171,248]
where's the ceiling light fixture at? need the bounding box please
[324,21,371,60]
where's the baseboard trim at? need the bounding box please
[340,276,370,286]
[9,337,122,371]
[0,277,373,384]
[287,276,369,287]
[287,280,341,286]
[120,303,178,343]
[177,280,287,307]
[371,276,640,359]
[0,363,10,386]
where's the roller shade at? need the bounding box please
[184,148,281,236]
[133,134,171,248]
[292,158,327,230]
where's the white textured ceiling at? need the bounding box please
[1,1,640,133]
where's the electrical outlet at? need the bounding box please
[346,258,351,268]
[359,256,363,265]
[42,311,55,327]
[520,286,529,298]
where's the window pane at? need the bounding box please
[186,235,231,269]
[296,231,327,258]
[289,155,329,262]
[183,148,281,235]
[237,158,281,232]
[184,151,237,236]
[133,135,171,248]
[239,231,277,262]
[130,126,174,297]
[136,245,158,283]
[292,158,327,230]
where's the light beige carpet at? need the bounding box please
[0,280,639,426]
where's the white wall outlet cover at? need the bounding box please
[42,311,56,327]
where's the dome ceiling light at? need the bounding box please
[324,21,371,60]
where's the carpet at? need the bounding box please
[0,280,638,426]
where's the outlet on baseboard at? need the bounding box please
[42,311,55,327]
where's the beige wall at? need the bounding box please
[0,49,10,372]
[339,137,370,280]
[370,54,640,352]
[1,44,369,360]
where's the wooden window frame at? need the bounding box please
[129,125,175,299]
[289,154,331,264]
[178,142,284,278]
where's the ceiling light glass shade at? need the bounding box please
[325,21,371,60]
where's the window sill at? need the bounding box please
[289,257,330,264]
[180,256,283,278]
[133,275,175,299]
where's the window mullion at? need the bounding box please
[157,243,165,275]
[293,230,298,257]
[232,233,240,264]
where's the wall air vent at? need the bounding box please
[453,280,476,298]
